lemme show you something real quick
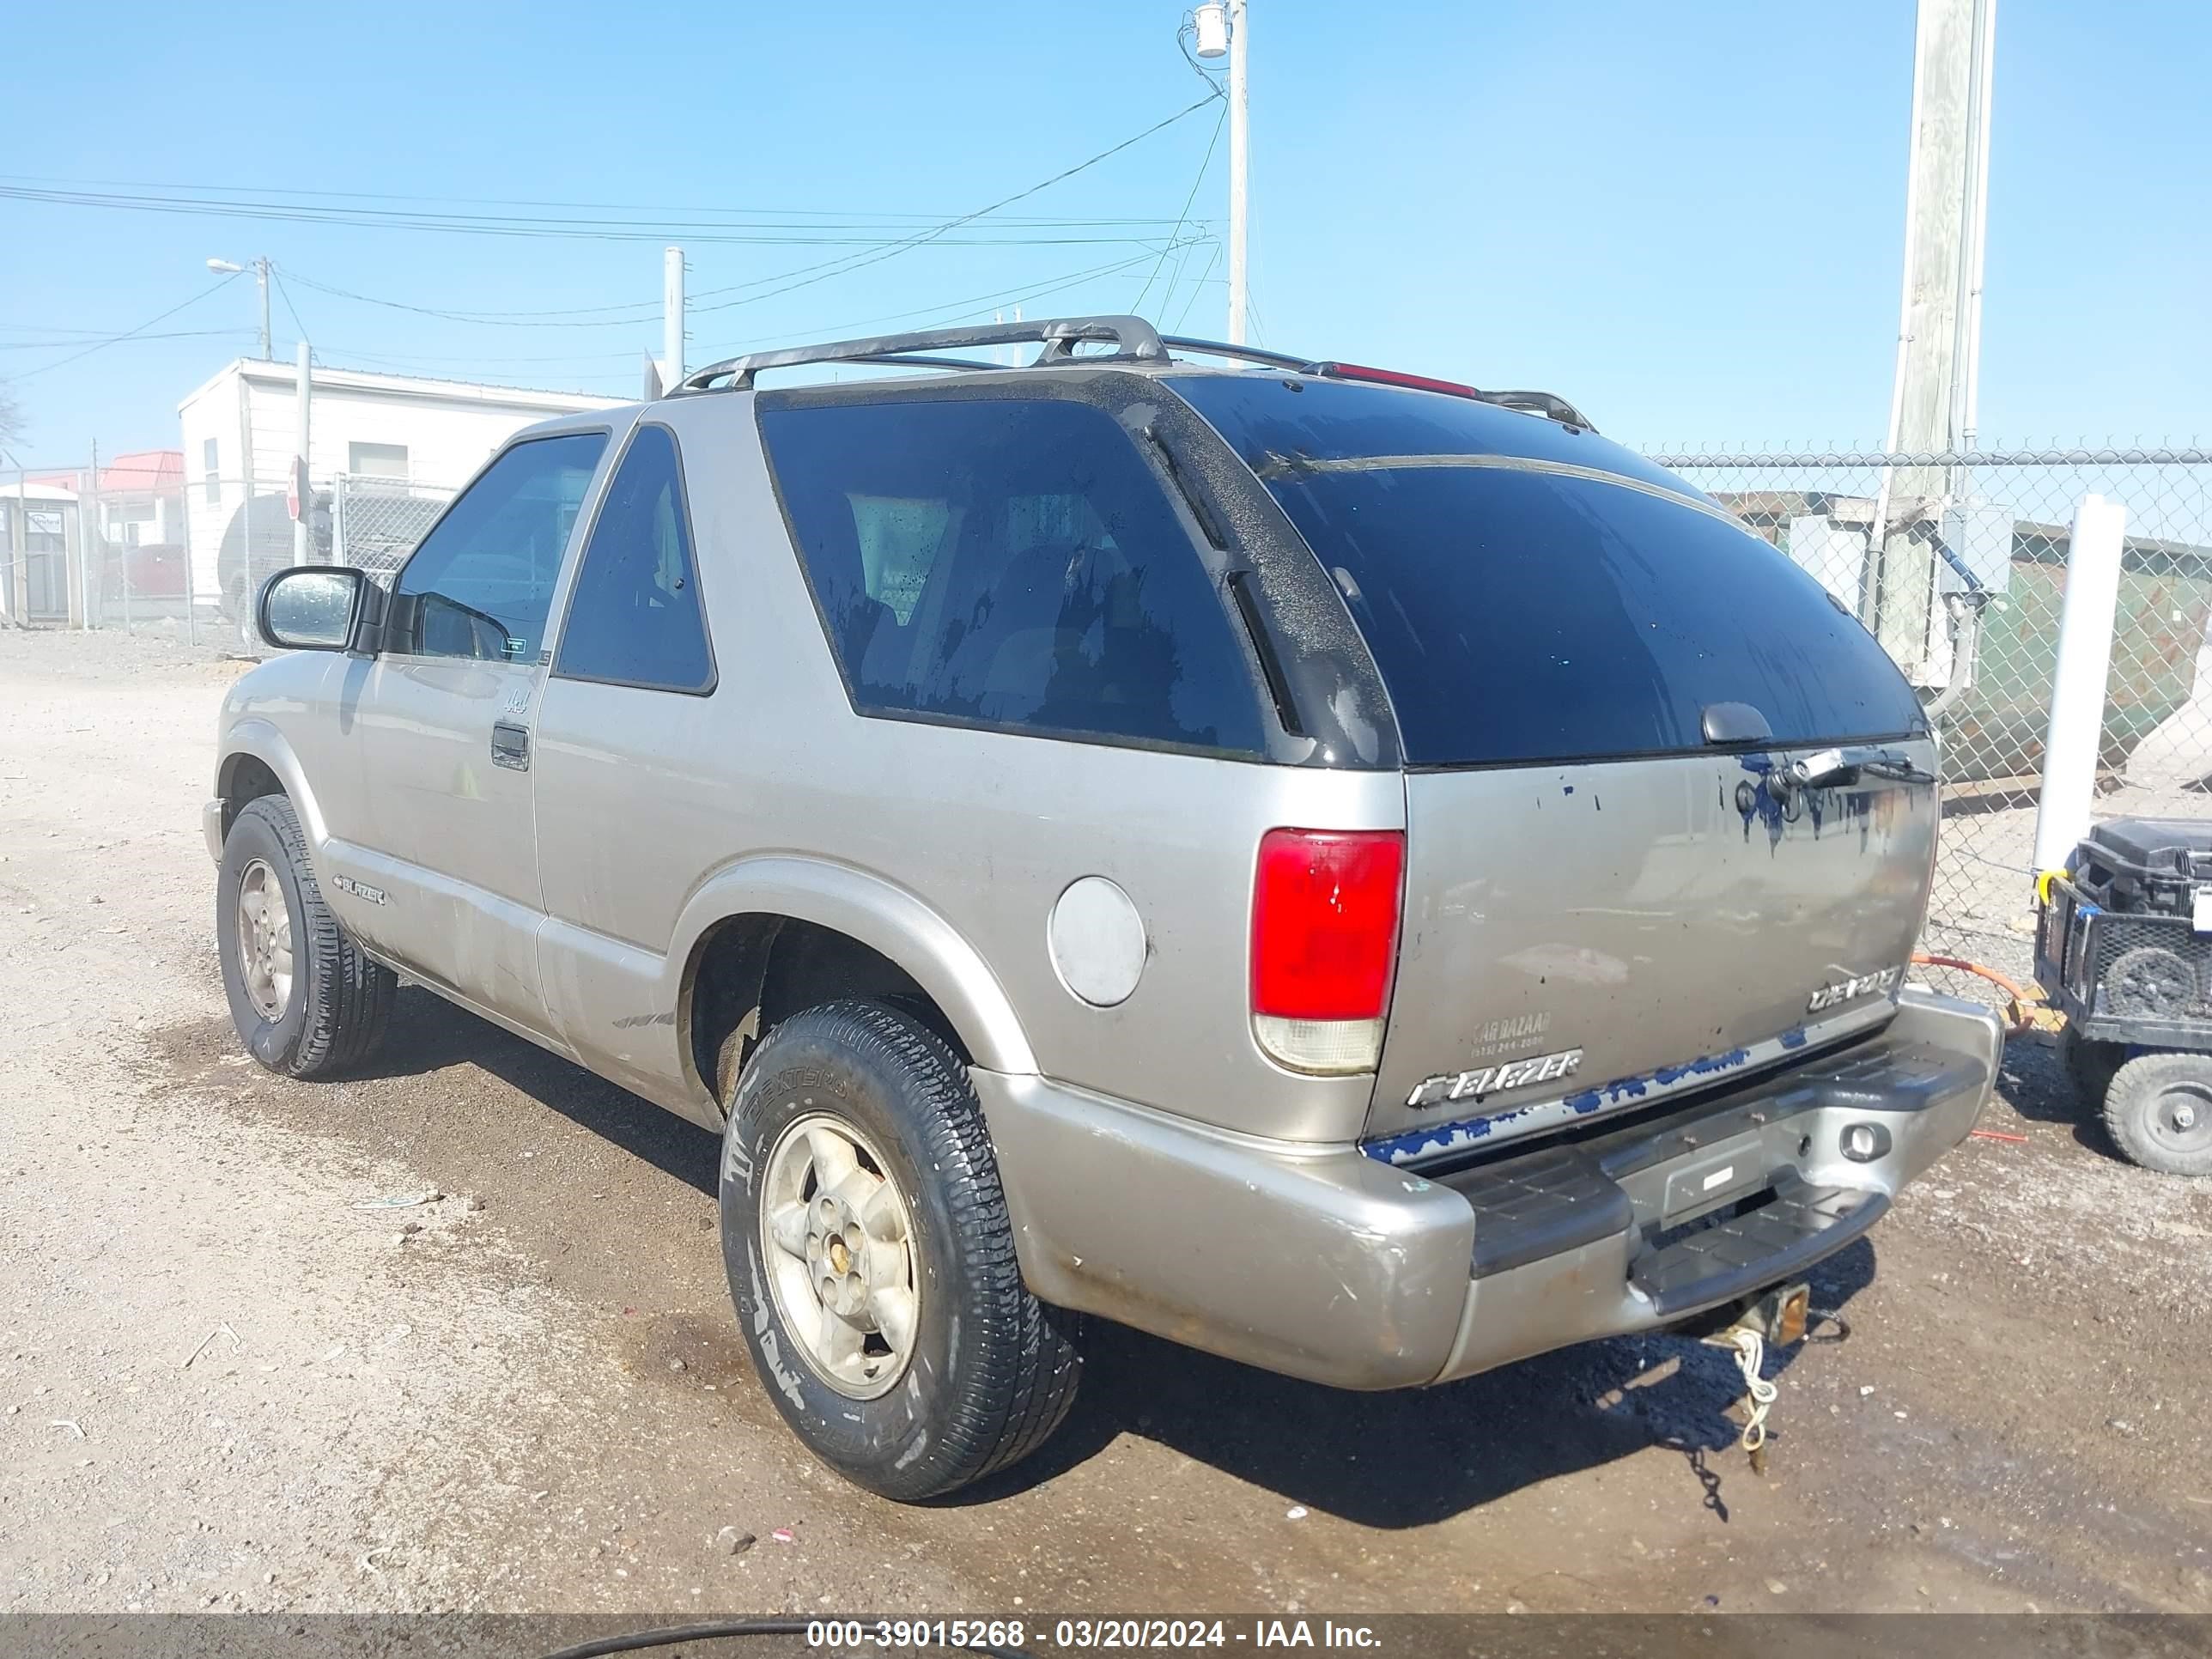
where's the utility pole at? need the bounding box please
[1879,0,1996,487]
[207,256,273,359]
[293,341,313,568]
[1226,0,1249,344]
[1867,0,1996,668]
[664,246,685,392]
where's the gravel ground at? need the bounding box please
[2,627,2209,1620]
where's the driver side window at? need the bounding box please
[391,432,608,660]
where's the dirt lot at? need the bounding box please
[2,626,2209,1620]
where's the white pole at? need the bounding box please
[2032,493,2129,880]
[293,342,312,567]
[664,246,685,391]
[255,258,271,361]
[1226,0,1249,344]
[1955,0,1996,458]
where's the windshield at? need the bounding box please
[1170,374,1928,767]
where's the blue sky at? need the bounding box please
[2,0,2204,464]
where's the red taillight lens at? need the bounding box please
[1307,361,1481,401]
[1252,828,1404,1022]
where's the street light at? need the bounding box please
[1185,3,1248,342]
[207,255,271,359]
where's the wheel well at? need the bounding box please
[218,754,286,836]
[686,915,969,1105]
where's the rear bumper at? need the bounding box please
[975,986,2000,1390]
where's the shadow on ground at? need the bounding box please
[155,988,1879,1529]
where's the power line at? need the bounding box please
[270,268,312,350]
[1170,245,1224,333]
[1133,102,1227,317]
[264,96,1224,336]
[0,328,243,351]
[0,184,1200,248]
[683,93,1224,317]
[276,267,662,329]
[0,171,1217,228]
[13,273,241,380]
[696,243,1209,362]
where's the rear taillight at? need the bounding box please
[1250,827,1404,1075]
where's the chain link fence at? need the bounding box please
[1646,443,2212,993]
[1,465,460,650]
[329,473,456,585]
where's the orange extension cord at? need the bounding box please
[1910,951,2042,1036]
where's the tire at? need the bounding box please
[216,793,395,1079]
[2059,1028,2124,1105]
[720,999,1082,1500]
[2101,1051,2212,1177]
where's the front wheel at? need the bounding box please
[216,793,395,1078]
[720,999,1081,1500]
[2102,1050,2212,1176]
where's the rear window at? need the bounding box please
[1170,375,1926,767]
[757,395,1266,756]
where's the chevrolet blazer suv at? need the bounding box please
[207,316,2000,1499]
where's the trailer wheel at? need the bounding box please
[2102,1051,2212,1177]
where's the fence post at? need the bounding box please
[178,477,197,647]
[11,469,24,628]
[73,465,90,632]
[2031,492,2129,883]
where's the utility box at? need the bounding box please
[1785,513,1869,615]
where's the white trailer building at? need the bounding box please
[176,359,622,612]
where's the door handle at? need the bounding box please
[490,720,531,772]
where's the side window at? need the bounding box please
[757,397,1266,755]
[553,425,714,694]
[391,433,606,661]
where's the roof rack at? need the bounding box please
[673,313,1595,429]
[1158,335,1313,371]
[679,314,1170,392]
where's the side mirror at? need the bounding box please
[257,565,383,653]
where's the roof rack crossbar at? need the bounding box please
[1158,335,1313,371]
[681,314,1169,392]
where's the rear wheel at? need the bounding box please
[720,999,1081,1500]
[2102,1051,2212,1177]
[216,794,395,1078]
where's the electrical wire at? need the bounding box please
[257,96,1222,334]
[0,328,242,351]
[270,267,312,353]
[680,93,1224,319]
[1132,101,1226,316]
[696,243,1207,361]
[13,273,240,379]
[0,183,1188,249]
[1169,243,1224,332]
[0,170,1213,229]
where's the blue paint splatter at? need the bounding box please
[1362,1040,1777,1166]
[1778,1025,1808,1050]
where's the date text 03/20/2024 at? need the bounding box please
[803,1619,1383,1650]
